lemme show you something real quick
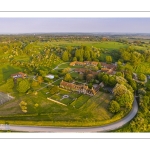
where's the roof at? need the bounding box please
[11,72,26,77]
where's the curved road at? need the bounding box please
[0,98,138,132]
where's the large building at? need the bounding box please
[60,80,100,96]
[70,61,99,67]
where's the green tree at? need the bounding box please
[106,55,112,64]
[113,84,134,108]
[102,74,109,85]
[72,57,77,61]
[108,76,116,87]
[121,51,131,62]
[62,67,71,75]
[138,88,146,95]
[109,100,120,113]
[88,83,93,89]
[115,90,134,108]
[137,73,146,81]
[113,83,128,96]
[84,50,91,60]
[97,62,101,70]
[64,73,73,82]
[17,79,30,93]
[62,51,69,62]
[128,79,137,91]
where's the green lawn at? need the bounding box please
[0,63,22,83]
[0,88,131,127]
[47,41,128,50]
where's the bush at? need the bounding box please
[109,100,120,113]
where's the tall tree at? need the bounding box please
[106,55,112,64]
[64,73,73,82]
[62,51,69,62]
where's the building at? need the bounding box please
[11,72,27,79]
[60,80,100,96]
[70,61,99,67]
[100,62,116,75]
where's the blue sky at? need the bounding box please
[0,18,150,34]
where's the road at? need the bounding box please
[0,98,138,132]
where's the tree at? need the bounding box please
[128,79,137,91]
[37,76,43,84]
[106,55,112,64]
[113,84,134,108]
[98,73,104,82]
[88,83,93,89]
[115,90,134,108]
[113,83,128,96]
[115,72,123,77]
[121,51,131,62]
[138,88,146,95]
[137,73,146,81]
[62,51,69,62]
[72,57,77,61]
[17,79,30,93]
[84,50,91,61]
[116,76,127,84]
[62,67,71,75]
[86,74,94,82]
[102,74,108,85]
[108,76,116,87]
[97,62,101,70]
[109,100,120,113]
[64,73,73,82]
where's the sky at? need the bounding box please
[1,18,150,34]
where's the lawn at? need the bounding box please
[0,63,22,83]
[47,41,128,50]
[0,88,131,127]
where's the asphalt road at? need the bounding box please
[0,98,138,132]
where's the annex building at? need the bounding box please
[60,80,101,96]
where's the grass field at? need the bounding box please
[47,41,128,50]
[0,85,129,127]
[0,63,22,83]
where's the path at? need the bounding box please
[52,62,69,70]
[0,97,138,132]
[47,98,67,106]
